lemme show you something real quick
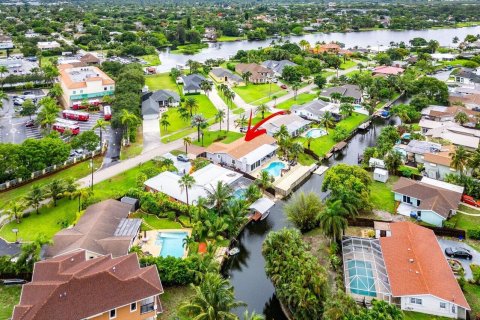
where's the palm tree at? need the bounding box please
[299,39,310,51]
[24,185,44,215]
[243,184,262,203]
[339,103,354,118]
[306,136,314,150]
[215,109,226,131]
[272,94,278,106]
[183,137,192,154]
[72,188,93,212]
[185,97,199,116]
[218,83,229,96]
[242,71,252,85]
[455,111,469,125]
[469,148,480,177]
[160,113,170,132]
[0,90,9,110]
[273,124,290,142]
[205,181,233,213]
[45,179,65,207]
[255,103,270,120]
[256,170,272,192]
[224,89,236,132]
[292,82,301,100]
[290,142,304,162]
[6,200,26,224]
[93,118,109,145]
[37,97,60,133]
[179,174,196,221]
[450,146,471,174]
[191,114,208,142]
[200,80,212,96]
[180,272,245,320]
[318,200,349,242]
[242,311,264,320]
[178,106,191,122]
[119,109,140,145]
[285,192,324,231]
[234,114,248,130]
[330,92,343,103]
[320,111,335,134]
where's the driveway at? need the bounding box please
[162,152,191,175]
[432,70,452,82]
[142,118,161,152]
[437,238,480,280]
[0,238,21,256]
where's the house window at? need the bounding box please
[232,160,235,165]
[403,195,411,204]
[109,309,116,319]
[410,298,416,304]
[415,298,423,305]
[131,302,137,312]
[104,87,107,91]
[452,305,456,313]
[440,302,446,309]
[416,199,421,206]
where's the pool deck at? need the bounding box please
[135,228,192,258]
[274,163,317,197]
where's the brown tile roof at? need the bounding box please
[392,177,461,218]
[380,222,469,310]
[449,94,480,107]
[13,251,163,320]
[423,145,455,167]
[79,53,100,64]
[45,199,138,258]
[235,63,273,80]
[206,134,276,160]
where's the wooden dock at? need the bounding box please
[314,165,329,176]
[358,121,371,130]
[274,164,317,197]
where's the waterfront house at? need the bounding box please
[423,145,464,180]
[144,163,245,204]
[421,105,479,125]
[342,221,470,319]
[44,199,141,259]
[260,114,311,137]
[449,93,480,109]
[261,60,297,77]
[404,140,442,164]
[454,68,480,85]
[141,89,180,120]
[392,177,463,226]
[372,65,404,76]
[13,250,163,320]
[58,64,115,107]
[205,134,278,173]
[209,67,245,86]
[431,53,456,61]
[181,74,207,95]
[204,27,217,41]
[235,63,274,84]
[291,99,341,121]
[308,43,351,55]
[320,84,363,104]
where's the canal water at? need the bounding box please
[224,116,401,319]
[157,26,480,72]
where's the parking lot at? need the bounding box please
[0,56,40,77]
[438,238,480,280]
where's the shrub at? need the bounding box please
[140,256,195,286]
[167,211,176,221]
[443,220,456,229]
[467,228,480,240]
[398,166,413,178]
[471,264,480,284]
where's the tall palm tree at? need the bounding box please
[0,90,9,110]
[242,71,252,85]
[185,97,199,116]
[256,170,272,192]
[191,114,208,142]
[179,174,196,221]
[292,82,301,100]
[320,111,335,134]
[72,188,93,212]
[178,106,191,122]
[318,200,349,242]
[200,80,212,96]
[218,83,229,96]
[183,136,192,154]
[290,142,304,162]
[119,109,140,145]
[469,148,480,177]
[180,272,245,320]
[224,89,235,132]
[160,113,170,132]
[234,114,248,130]
[6,200,26,224]
[205,181,233,213]
[45,179,65,207]
[255,103,270,120]
[273,124,290,142]
[306,136,314,150]
[24,185,44,215]
[450,146,471,175]
[215,110,226,131]
[93,118,109,145]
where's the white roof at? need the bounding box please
[418,118,451,130]
[242,144,278,165]
[426,128,480,149]
[421,177,465,194]
[374,168,388,176]
[431,53,455,59]
[249,197,275,214]
[144,164,242,205]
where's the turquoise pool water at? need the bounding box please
[305,128,327,138]
[263,161,285,177]
[233,188,247,200]
[347,260,377,297]
[155,231,188,258]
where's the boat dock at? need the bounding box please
[314,165,329,176]
[358,121,371,130]
[274,163,317,197]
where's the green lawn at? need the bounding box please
[216,36,245,42]
[0,161,158,242]
[369,175,399,213]
[161,95,217,136]
[192,130,243,147]
[145,73,179,92]
[232,83,286,105]
[120,127,143,160]
[441,59,479,68]
[275,93,317,110]
[40,56,58,68]
[345,70,369,78]
[339,60,357,70]
[159,285,195,320]
[131,212,183,230]
[141,54,161,66]
[170,43,208,54]
[0,157,103,210]
[0,285,21,320]
[296,113,368,157]
[449,204,480,230]
[464,283,480,316]
[404,311,452,320]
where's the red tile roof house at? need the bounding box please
[13,250,164,320]
[372,65,405,76]
[342,221,470,319]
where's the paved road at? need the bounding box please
[438,238,480,280]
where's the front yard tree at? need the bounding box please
[255,103,270,119]
[183,137,192,154]
[318,199,349,242]
[45,179,65,207]
[25,185,44,215]
[314,75,327,89]
[191,114,207,142]
[185,97,199,117]
[6,200,26,224]
[215,110,226,131]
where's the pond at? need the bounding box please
[157,26,480,72]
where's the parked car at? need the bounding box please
[280,84,287,89]
[445,247,473,260]
[13,98,24,106]
[177,154,189,162]
[461,194,480,207]
[25,120,35,127]
[240,126,248,133]
[473,107,480,112]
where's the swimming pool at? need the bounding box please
[347,260,377,297]
[155,231,188,258]
[233,188,247,200]
[305,128,327,138]
[262,161,285,177]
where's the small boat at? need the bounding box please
[228,247,240,256]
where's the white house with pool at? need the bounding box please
[260,114,311,137]
[342,221,470,319]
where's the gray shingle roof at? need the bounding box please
[291,99,330,116]
[321,84,362,100]
[456,68,480,84]
[182,74,206,91]
[261,60,297,74]
[141,89,180,116]
[210,67,242,82]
